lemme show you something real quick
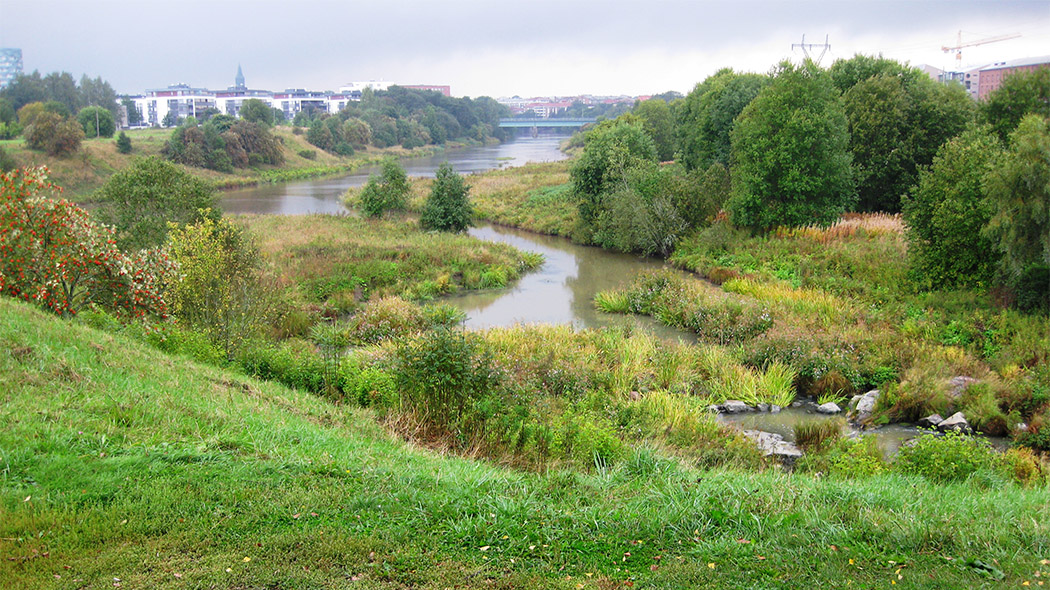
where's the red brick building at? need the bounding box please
[977,55,1050,100]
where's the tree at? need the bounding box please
[983,114,1050,278]
[982,67,1050,141]
[166,215,275,360]
[24,112,84,156]
[17,102,47,127]
[677,69,768,170]
[358,158,410,217]
[162,110,179,128]
[0,167,173,319]
[0,71,46,111]
[122,97,143,126]
[843,71,975,212]
[240,98,274,126]
[902,126,1001,289]
[42,72,79,115]
[116,131,132,154]
[420,162,472,232]
[77,106,116,138]
[570,116,658,240]
[728,60,855,232]
[94,156,220,250]
[633,98,676,161]
[306,119,334,151]
[828,53,916,94]
[77,75,118,117]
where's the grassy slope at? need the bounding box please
[2,298,1049,589]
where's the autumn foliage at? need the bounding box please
[0,167,174,319]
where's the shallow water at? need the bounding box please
[718,404,1011,457]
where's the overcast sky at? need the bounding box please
[1,0,1048,98]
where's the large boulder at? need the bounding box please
[850,389,881,423]
[723,400,752,414]
[742,430,803,467]
[937,412,971,434]
[816,402,842,414]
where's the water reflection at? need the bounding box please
[450,224,693,341]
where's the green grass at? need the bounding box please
[239,213,543,316]
[2,298,1050,589]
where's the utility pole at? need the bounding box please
[792,34,831,65]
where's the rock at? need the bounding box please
[628,391,642,401]
[851,389,881,423]
[723,400,751,414]
[816,402,842,414]
[848,394,863,413]
[742,430,803,467]
[757,403,770,413]
[948,376,977,399]
[937,412,971,434]
[770,405,782,414]
[707,404,722,413]
[917,414,944,429]
[791,401,803,408]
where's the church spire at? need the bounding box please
[235,64,245,89]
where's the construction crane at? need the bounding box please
[942,31,1021,67]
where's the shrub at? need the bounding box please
[236,339,326,393]
[298,149,316,160]
[1001,447,1047,487]
[167,215,277,360]
[894,431,1000,484]
[24,112,84,156]
[115,131,132,154]
[395,328,496,432]
[819,436,886,478]
[94,156,219,250]
[0,167,173,320]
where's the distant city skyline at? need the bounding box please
[1,0,1048,98]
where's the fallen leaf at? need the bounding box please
[649,565,658,572]
[23,496,30,503]
[736,539,750,544]
[707,563,716,569]
[292,513,301,519]
[173,573,182,579]
[243,557,251,562]
[479,546,490,552]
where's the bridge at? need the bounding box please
[498,117,597,128]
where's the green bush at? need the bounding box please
[894,431,1000,484]
[236,339,326,394]
[297,149,316,160]
[395,328,496,432]
[337,357,398,409]
[420,162,472,232]
[824,436,886,478]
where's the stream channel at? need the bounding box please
[221,132,967,455]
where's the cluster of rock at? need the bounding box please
[740,430,803,467]
[708,400,784,414]
[846,382,974,433]
[916,412,972,434]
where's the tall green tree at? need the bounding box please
[420,162,472,232]
[77,106,116,138]
[983,114,1050,276]
[902,126,1001,289]
[843,71,975,212]
[677,69,767,170]
[982,67,1050,141]
[728,60,855,232]
[570,116,657,240]
[239,98,274,126]
[633,98,676,161]
[94,156,220,250]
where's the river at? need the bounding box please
[222,133,688,339]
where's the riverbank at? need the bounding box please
[0,127,473,201]
[2,297,1048,589]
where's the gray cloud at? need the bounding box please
[2,0,1047,96]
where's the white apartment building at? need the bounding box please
[133,84,216,127]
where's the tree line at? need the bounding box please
[572,55,1049,310]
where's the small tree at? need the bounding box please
[902,126,1001,289]
[239,98,274,126]
[77,106,116,138]
[0,167,173,319]
[115,131,132,154]
[166,215,276,360]
[94,156,219,250]
[420,162,472,232]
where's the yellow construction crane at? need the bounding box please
[942,31,1021,67]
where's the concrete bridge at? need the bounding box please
[498,117,597,128]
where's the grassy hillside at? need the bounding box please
[2,298,1049,589]
[0,128,430,201]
